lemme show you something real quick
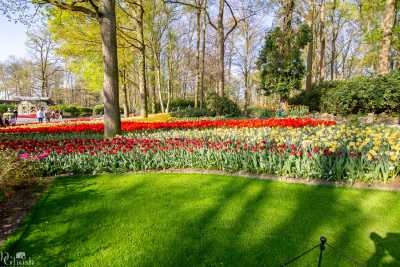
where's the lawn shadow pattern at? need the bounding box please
[4,173,400,267]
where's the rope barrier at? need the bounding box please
[280,236,365,267]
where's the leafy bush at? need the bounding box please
[0,104,16,113]
[257,24,311,100]
[248,107,275,118]
[49,104,66,112]
[169,99,195,112]
[172,107,208,118]
[0,151,41,198]
[93,104,104,115]
[206,92,241,116]
[63,106,81,117]
[288,105,309,117]
[290,72,400,115]
[79,107,93,116]
[249,105,309,118]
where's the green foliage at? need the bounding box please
[93,104,104,115]
[257,24,311,100]
[290,72,400,115]
[79,107,93,117]
[48,8,104,92]
[50,105,95,117]
[249,105,309,118]
[247,107,275,118]
[0,104,16,113]
[206,92,241,116]
[168,99,195,112]
[0,151,41,198]
[172,107,208,118]
[48,104,67,112]
[63,106,80,117]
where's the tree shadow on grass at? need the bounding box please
[5,173,400,267]
[367,232,400,267]
[144,178,342,267]
[6,176,147,267]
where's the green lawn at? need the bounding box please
[4,173,400,266]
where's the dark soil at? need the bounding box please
[0,179,51,246]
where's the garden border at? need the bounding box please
[135,169,400,192]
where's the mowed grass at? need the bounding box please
[4,173,400,266]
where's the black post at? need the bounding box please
[318,236,327,267]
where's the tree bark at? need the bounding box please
[121,68,129,117]
[200,0,208,108]
[318,0,326,83]
[166,32,174,113]
[99,0,121,138]
[138,1,148,117]
[151,55,157,113]
[195,7,201,108]
[243,21,251,113]
[330,0,337,81]
[306,0,315,91]
[378,0,397,74]
[282,0,295,34]
[217,0,225,97]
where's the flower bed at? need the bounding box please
[0,118,335,134]
[1,117,399,182]
[1,126,398,181]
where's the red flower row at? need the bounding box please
[0,136,340,161]
[0,118,336,134]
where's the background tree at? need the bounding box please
[378,0,397,74]
[257,24,311,100]
[0,0,122,138]
[26,23,60,98]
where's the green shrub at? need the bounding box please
[248,107,275,118]
[50,105,84,117]
[206,92,241,116]
[93,104,104,115]
[0,151,41,199]
[0,104,16,113]
[172,107,208,118]
[79,107,93,116]
[63,106,81,117]
[169,99,195,112]
[49,104,67,112]
[290,72,400,115]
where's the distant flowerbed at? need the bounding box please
[0,118,335,134]
[17,114,36,119]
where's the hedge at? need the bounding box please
[290,72,400,115]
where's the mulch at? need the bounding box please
[0,179,52,246]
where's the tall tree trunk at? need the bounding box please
[217,0,225,97]
[151,55,157,114]
[330,0,337,81]
[282,0,295,34]
[195,7,201,108]
[121,68,129,117]
[138,1,148,117]
[156,55,165,113]
[243,21,251,113]
[306,0,315,91]
[99,0,121,138]
[318,0,326,83]
[166,33,173,113]
[200,0,208,107]
[378,0,397,74]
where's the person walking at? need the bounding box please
[37,107,45,123]
[45,110,51,123]
[12,109,18,125]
